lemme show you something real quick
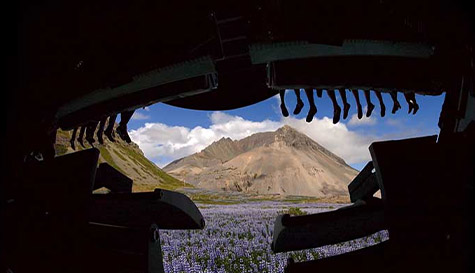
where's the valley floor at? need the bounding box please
[160,202,388,273]
[178,188,352,205]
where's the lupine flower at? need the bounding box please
[160,202,389,273]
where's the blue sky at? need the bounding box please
[128,90,445,171]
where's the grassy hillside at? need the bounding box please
[55,127,193,192]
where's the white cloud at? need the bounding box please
[208,112,282,140]
[281,117,376,164]
[131,111,151,120]
[130,110,434,168]
[385,118,403,127]
[347,113,377,127]
[130,111,382,168]
[129,112,281,167]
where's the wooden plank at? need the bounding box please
[285,241,389,273]
[94,163,133,193]
[348,161,379,202]
[272,197,386,253]
[89,189,205,230]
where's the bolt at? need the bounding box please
[150,226,160,242]
[154,189,163,199]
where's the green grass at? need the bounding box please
[98,146,124,173]
[54,144,68,156]
[132,184,164,192]
[278,207,308,216]
[55,129,193,191]
[56,129,71,139]
[179,191,332,205]
[112,149,127,161]
[185,193,241,205]
[132,167,141,175]
[121,145,193,190]
[278,195,323,203]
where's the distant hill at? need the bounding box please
[55,126,192,192]
[164,125,358,197]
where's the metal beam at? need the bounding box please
[250,40,434,64]
[94,163,133,193]
[348,161,379,202]
[89,189,205,229]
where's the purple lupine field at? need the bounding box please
[160,202,388,273]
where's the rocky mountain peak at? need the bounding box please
[273,126,347,166]
[200,136,240,163]
[277,124,294,132]
[215,136,234,144]
[275,125,306,141]
[164,126,358,197]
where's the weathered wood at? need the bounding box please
[272,197,386,253]
[285,241,389,273]
[89,189,205,229]
[94,163,133,193]
[348,161,379,202]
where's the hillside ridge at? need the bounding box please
[55,126,191,192]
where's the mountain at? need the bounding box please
[54,126,191,192]
[163,125,358,197]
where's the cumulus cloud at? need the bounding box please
[281,117,376,164]
[347,113,377,127]
[385,118,403,127]
[129,112,281,167]
[208,112,282,140]
[131,111,151,120]
[130,110,432,168]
